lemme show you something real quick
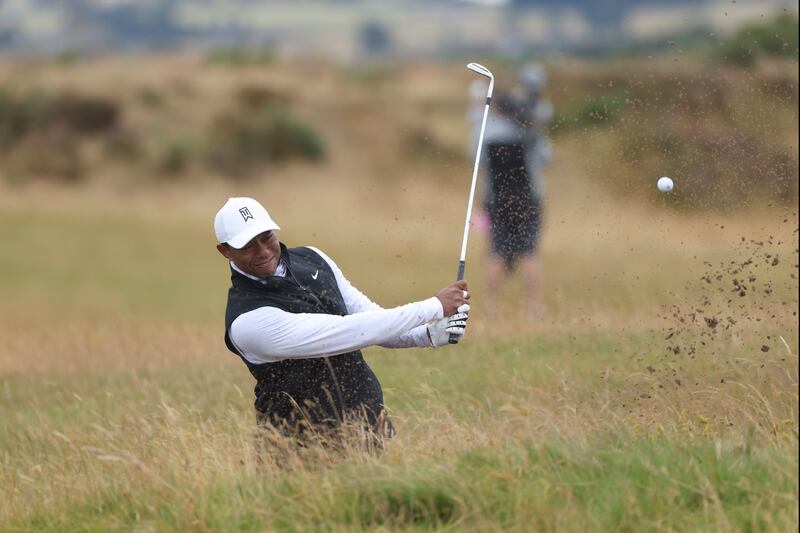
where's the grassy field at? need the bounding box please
[1,169,796,531]
[0,57,798,531]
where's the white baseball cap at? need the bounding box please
[214,197,280,249]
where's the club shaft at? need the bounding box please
[451,67,492,345]
[458,100,491,268]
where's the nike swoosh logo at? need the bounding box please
[311,270,319,280]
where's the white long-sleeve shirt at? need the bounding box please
[229,247,441,364]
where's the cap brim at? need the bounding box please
[226,221,280,249]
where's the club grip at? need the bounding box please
[448,260,466,344]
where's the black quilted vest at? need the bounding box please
[223,244,387,431]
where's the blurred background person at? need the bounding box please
[469,62,553,318]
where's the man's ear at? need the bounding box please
[216,243,232,259]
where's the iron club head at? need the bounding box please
[467,62,494,98]
[467,63,492,78]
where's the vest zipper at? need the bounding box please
[285,263,348,410]
[286,265,326,311]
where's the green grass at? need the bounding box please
[0,190,797,530]
[7,436,796,531]
[0,206,222,326]
[1,320,795,530]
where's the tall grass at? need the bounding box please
[1,328,796,529]
[0,175,796,529]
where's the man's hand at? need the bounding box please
[435,280,470,316]
[427,304,470,347]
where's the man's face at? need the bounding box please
[216,231,281,278]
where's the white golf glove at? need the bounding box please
[427,304,470,347]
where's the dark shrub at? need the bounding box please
[0,88,118,148]
[7,131,84,182]
[105,130,143,161]
[0,88,51,147]
[717,13,799,66]
[208,105,325,175]
[236,85,289,110]
[552,90,627,134]
[51,94,119,133]
[156,138,195,175]
[137,87,165,108]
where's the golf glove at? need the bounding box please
[427,304,470,347]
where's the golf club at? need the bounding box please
[450,62,494,344]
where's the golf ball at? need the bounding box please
[657,176,674,192]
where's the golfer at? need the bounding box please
[215,197,470,441]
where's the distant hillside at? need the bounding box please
[0,0,796,58]
[0,48,796,209]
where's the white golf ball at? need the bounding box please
[657,176,674,192]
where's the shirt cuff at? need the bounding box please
[424,296,444,320]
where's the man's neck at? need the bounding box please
[230,260,286,281]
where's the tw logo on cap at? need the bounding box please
[239,207,254,222]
